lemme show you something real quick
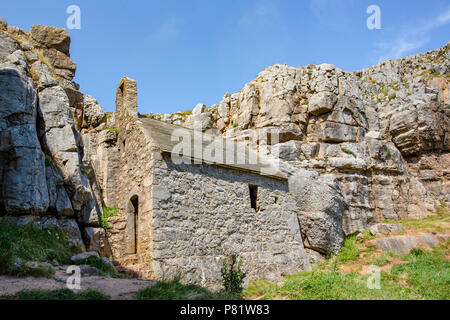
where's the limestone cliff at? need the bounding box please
[0,19,448,265]
[0,21,110,256]
[144,42,449,258]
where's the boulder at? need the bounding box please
[271,141,302,161]
[82,227,113,257]
[192,104,206,115]
[71,251,100,262]
[289,171,346,254]
[0,31,20,61]
[367,234,450,255]
[30,61,58,90]
[30,25,71,55]
[82,95,106,129]
[369,223,404,236]
[308,91,338,116]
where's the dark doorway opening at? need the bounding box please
[249,185,258,211]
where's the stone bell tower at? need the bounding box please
[116,77,138,118]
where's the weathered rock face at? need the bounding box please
[142,42,448,260]
[289,170,345,255]
[1,19,448,280]
[368,234,450,254]
[0,22,109,256]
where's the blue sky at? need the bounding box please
[1,0,449,114]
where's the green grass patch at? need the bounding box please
[72,255,119,278]
[137,279,238,300]
[0,288,110,300]
[245,244,449,300]
[337,236,361,263]
[174,110,193,117]
[383,209,449,234]
[0,221,73,277]
[44,154,54,167]
[385,145,391,159]
[244,269,416,300]
[106,127,120,134]
[387,244,450,300]
[340,147,357,159]
[99,206,119,230]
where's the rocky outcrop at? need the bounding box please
[289,170,345,255]
[142,42,449,259]
[0,21,110,256]
[1,19,448,266]
[368,234,450,254]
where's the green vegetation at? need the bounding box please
[244,212,449,300]
[72,255,119,278]
[0,289,109,300]
[174,110,193,117]
[388,93,397,101]
[137,279,237,300]
[99,206,120,230]
[233,122,239,128]
[385,145,391,159]
[244,242,449,300]
[106,127,120,134]
[340,146,357,159]
[44,153,54,167]
[0,221,73,277]
[80,167,92,176]
[383,208,449,234]
[221,255,247,297]
[430,192,447,209]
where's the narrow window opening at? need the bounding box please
[130,196,139,254]
[249,185,258,211]
[122,139,126,152]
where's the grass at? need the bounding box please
[174,110,193,117]
[244,212,449,300]
[106,127,120,134]
[44,153,54,167]
[0,221,73,277]
[340,146,357,159]
[72,255,119,278]
[0,289,110,300]
[137,279,238,300]
[385,145,391,159]
[244,243,449,300]
[99,206,119,230]
[383,208,449,234]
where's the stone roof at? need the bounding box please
[138,118,288,180]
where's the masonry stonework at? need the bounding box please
[151,153,310,287]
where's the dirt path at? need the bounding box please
[0,266,154,300]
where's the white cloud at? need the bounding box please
[149,17,178,41]
[376,7,450,62]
